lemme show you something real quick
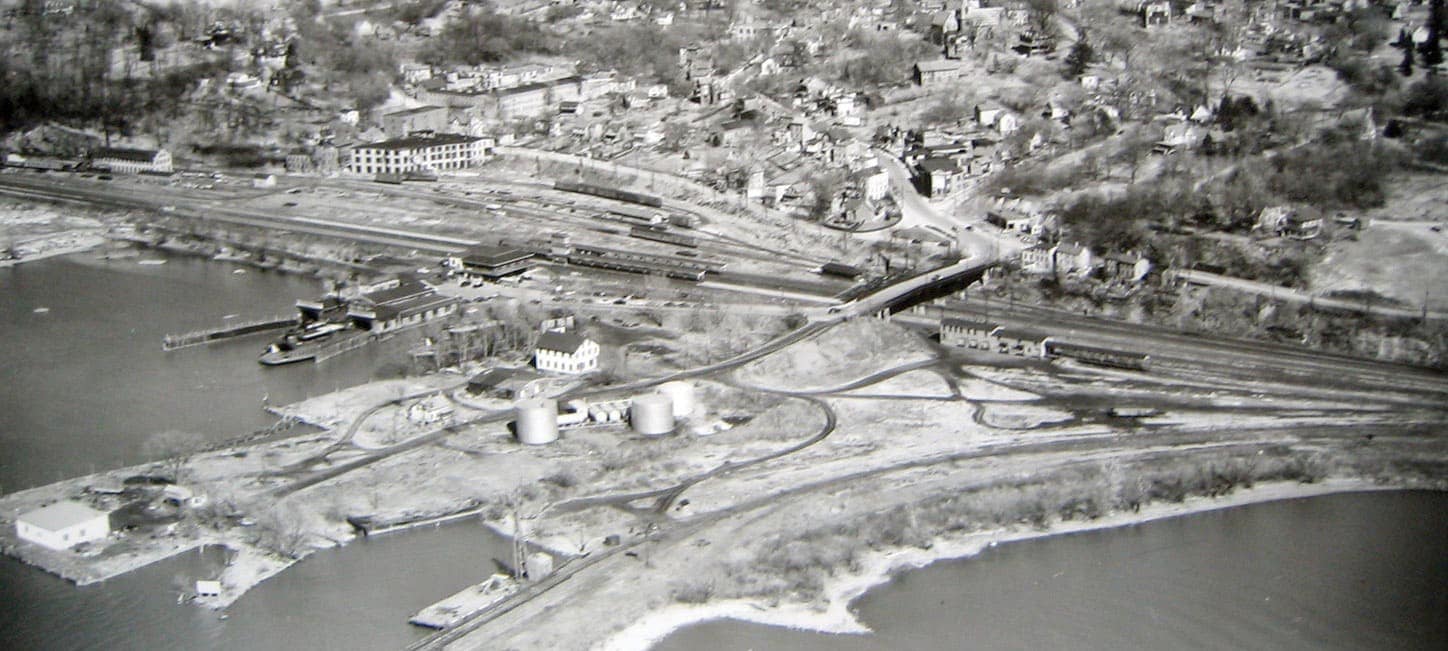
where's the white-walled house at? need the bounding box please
[534,331,599,374]
[16,501,110,551]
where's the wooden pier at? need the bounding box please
[162,316,295,351]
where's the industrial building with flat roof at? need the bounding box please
[16,501,111,551]
[448,245,537,280]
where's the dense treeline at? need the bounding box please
[0,0,239,135]
[568,24,687,92]
[419,10,555,66]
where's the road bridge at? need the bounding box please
[817,256,994,321]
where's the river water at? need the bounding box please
[2,251,1445,651]
[657,491,1448,651]
[1,251,515,650]
[0,251,386,491]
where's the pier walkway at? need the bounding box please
[162,316,295,351]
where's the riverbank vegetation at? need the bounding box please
[706,445,1443,604]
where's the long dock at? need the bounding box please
[162,316,295,351]
[346,506,485,538]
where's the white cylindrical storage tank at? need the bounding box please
[515,398,559,445]
[630,394,675,436]
[656,381,695,418]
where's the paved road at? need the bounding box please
[873,148,1020,263]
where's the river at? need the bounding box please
[2,251,1444,651]
[0,251,390,491]
[656,490,1448,651]
[1,251,515,651]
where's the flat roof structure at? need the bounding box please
[20,501,107,531]
[458,245,537,279]
[362,279,434,306]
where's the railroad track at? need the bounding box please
[922,299,1448,399]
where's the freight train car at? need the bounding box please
[565,252,705,281]
[630,226,699,248]
[1045,340,1151,372]
[554,180,664,208]
[819,261,865,280]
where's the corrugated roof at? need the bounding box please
[20,501,107,532]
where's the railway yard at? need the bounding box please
[0,163,1445,651]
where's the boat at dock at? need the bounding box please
[258,322,351,365]
[409,574,517,630]
[258,340,319,365]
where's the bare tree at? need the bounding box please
[253,504,310,559]
[141,430,209,481]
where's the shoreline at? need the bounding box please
[601,478,1408,651]
[0,230,106,268]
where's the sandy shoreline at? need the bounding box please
[600,479,1402,651]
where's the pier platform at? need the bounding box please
[162,316,295,351]
[409,574,517,630]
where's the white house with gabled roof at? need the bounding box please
[534,331,599,374]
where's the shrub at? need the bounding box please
[672,579,716,604]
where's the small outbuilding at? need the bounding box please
[16,501,111,551]
[196,580,222,597]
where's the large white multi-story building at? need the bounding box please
[346,133,490,176]
[91,147,172,174]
